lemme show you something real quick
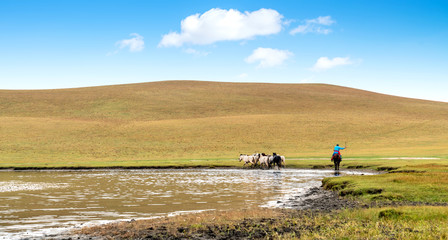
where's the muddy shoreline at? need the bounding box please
[279,187,361,211]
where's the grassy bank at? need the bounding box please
[322,159,448,203]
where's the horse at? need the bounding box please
[239,154,254,167]
[280,155,286,168]
[239,153,260,168]
[331,153,342,170]
[270,153,283,170]
[258,153,270,169]
[252,153,261,167]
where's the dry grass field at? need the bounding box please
[1,80,448,167]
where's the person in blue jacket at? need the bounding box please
[333,144,345,157]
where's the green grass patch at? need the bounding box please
[323,169,448,203]
[298,206,448,239]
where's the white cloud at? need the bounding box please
[245,47,293,68]
[290,16,335,35]
[283,19,295,26]
[117,33,145,52]
[159,8,283,47]
[299,76,315,83]
[310,16,335,25]
[311,57,352,71]
[183,48,210,56]
[238,73,249,79]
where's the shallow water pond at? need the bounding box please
[0,168,372,239]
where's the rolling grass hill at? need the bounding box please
[1,80,448,167]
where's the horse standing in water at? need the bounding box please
[270,153,283,170]
[331,153,342,170]
[331,144,346,171]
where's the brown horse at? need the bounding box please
[331,153,342,170]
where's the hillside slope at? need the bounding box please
[1,81,447,167]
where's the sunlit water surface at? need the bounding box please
[0,169,373,239]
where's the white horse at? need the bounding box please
[239,153,261,167]
[251,153,261,166]
[281,155,286,168]
[268,155,275,168]
[258,153,270,169]
[239,154,255,167]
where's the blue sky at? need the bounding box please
[1,0,447,102]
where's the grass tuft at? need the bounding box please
[378,209,404,219]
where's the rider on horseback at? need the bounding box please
[332,144,345,160]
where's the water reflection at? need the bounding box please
[0,169,372,239]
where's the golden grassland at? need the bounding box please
[1,80,448,167]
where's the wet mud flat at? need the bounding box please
[56,211,326,240]
[280,186,448,211]
[279,187,360,211]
